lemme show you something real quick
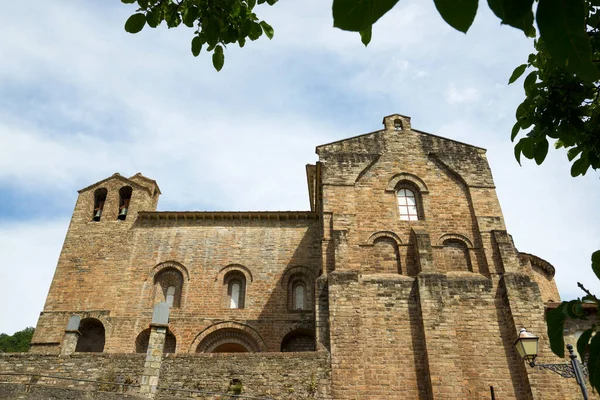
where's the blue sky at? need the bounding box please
[0,1,599,335]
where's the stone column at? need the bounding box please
[140,324,167,397]
[139,302,170,398]
[60,315,81,356]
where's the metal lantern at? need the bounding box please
[514,328,539,365]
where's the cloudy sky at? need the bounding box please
[0,1,598,335]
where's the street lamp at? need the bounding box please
[514,328,589,400]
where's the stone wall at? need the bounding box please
[0,353,144,393]
[34,203,321,354]
[0,352,331,400]
[158,351,330,399]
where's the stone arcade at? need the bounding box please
[1,114,591,399]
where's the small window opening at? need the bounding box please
[294,284,306,310]
[93,188,108,222]
[394,118,403,131]
[166,286,176,307]
[118,186,132,220]
[230,281,241,309]
[397,188,419,221]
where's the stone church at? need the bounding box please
[18,114,589,399]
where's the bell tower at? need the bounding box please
[30,173,161,353]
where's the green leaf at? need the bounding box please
[523,70,537,95]
[571,156,590,176]
[121,0,136,3]
[536,0,600,82]
[433,0,478,33]
[567,146,583,161]
[577,327,594,362]
[546,302,566,358]
[332,0,399,32]
[588,332,600,392]
[191,36,202,57]
[360,25,372,46]
[520,137,535,159]
[248,0,257,9]
[259,21,274,39]
[508,64,527,84]
[266,0,278,4]
[592,250,600,282]
[248,22,263,40]
[488,0,535,36]
[183,6,199,28]
[212,45,225,71]
[534,137,549,165]
[125,13,147,34]
[511,122,520,142]
[514,140,523,165]
[146,10,159,28]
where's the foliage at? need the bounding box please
[0,327,34,353]
[121,0,277,71]
[510,0,600,177]
[545,250,600,391]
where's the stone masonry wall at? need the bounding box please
[34,198,321,354]
[0,352,331,400]
[0,353,144,393]
[158,351,330,399]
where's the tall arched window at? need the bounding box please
[224,271,246,309]
[287,272,312,311]
[93,188,107,221]
[118,186,132,220]
[154,268,184,308]
[294,283,306,310]
[397,188,419,221]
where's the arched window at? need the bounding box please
[224,271,246,309]
[166,286,176,307]
[294,284,306,310]
[287,272,312,311]
[118,186,132,220]
[93,188,107,221]
[397,188,419,221]
[75,318,105,352]
[154,268,184,308]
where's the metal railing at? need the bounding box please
[0,372,275,399]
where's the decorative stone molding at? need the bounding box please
[385,173,429,193]
[437,233,474,248]
[190,321,266,353]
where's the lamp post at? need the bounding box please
[514,328,589,400]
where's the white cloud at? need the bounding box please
[0,220,67,335]
[445,84,480,104]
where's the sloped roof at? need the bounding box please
[77,173,153,195]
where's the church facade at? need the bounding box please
[28,114,586,399]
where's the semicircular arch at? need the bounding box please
[215,264,253,283]
[386,173,429,193]
[366,231,403,246]
[437,233,473,248]
[189,321,265,353]
[280,266,315,287]
[150,261,190,281]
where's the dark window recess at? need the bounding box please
[93,188,107,222]
[118,186,132,220]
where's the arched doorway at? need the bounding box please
[75,318,105,352]
[281,329,315,352]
